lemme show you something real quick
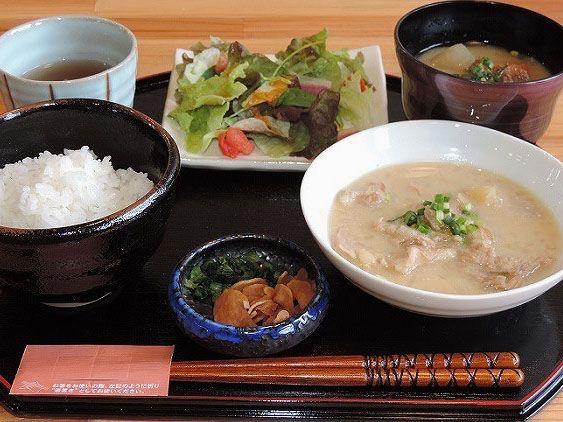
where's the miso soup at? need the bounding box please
[329,163,561,295]
[417,42,551,82]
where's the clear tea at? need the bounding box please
[22,59,112,81]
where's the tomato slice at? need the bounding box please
[214,53,228,74]
[218,130,239,158]
[359,78,367,92]
[218,128,254,158]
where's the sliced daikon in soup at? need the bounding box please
[329,162,561,295]
[419,43,476,76]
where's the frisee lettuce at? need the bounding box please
[336,71,378,131]
[176,62,248,111]
[275,29,368,90]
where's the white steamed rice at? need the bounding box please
[0,146,154,229]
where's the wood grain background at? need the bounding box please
[0,0,560,420]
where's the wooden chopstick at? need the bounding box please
[171,352,519,371]
[170,352,523,388]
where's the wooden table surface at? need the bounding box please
[0,0,560,420]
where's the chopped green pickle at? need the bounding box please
[182,249,289,303]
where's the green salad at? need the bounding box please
[169,29,379,159]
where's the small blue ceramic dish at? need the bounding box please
[169,234,329,357]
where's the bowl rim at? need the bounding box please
[0,98,181,239]
[394,0,563,86]
[300,119,563,304]
[169,234,329,336]
[0,15,137,85]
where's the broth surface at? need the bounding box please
[418,42,550,82]
[22,59,113,81]
[329,163,561,294]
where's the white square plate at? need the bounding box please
[162,46,388,171]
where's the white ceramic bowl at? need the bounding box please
[0,16,137,109]
[301,120,563,317]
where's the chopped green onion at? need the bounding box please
[417,223,430,234]
[468,57,504,82]
[443,214,454,225]
[483,57,493,69]
[463,211,479,222]
[402,210,418,226]
[470,63,484,78]
[466,224,478,235]
[450,222,462,236]
[391,193,479,237]
[434,193,447,203]
[510,50,519,57]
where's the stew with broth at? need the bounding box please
[329,163,561,294]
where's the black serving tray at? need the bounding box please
[0,73,561,421]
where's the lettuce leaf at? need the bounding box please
[168,107,192,139]
[249,121,309,157]
[169,103,229,153]
[182,47,221,84]
[274,29,370,91]
[243,54,282,78]
[263,116,291,138]
[332,50,369,81]
[175,62,248,111]
[249,134,291,157]
[307,55,342,89]
[275,28,328,68]
[190,41,209,55]
[231,117,289,138]
[300,89,340,159]
[190,36,229,54]
[275,29,339,86]
[289,121,310,152]
[336,71,378,131]
[226,41,246,69]
[277,88,315,107]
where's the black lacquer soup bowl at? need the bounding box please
[0,99,180,306]
[395,0,563,143]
